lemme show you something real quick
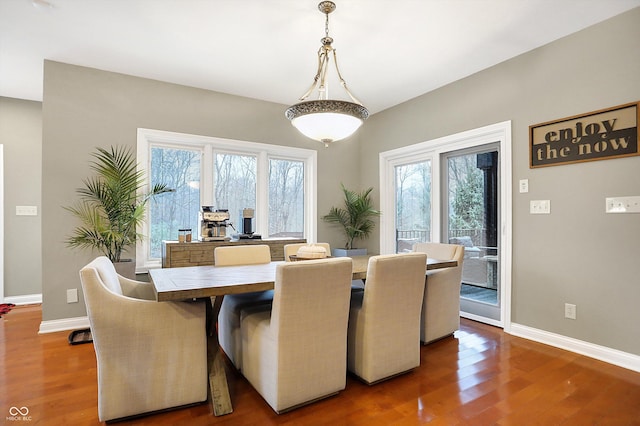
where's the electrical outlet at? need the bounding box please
[564,303,576,320]
[67,288,78,304]
[530,200,550,214]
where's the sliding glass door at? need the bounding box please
[442,145,501,321]
[380,121,511,328]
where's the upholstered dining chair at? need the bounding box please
[240,257,353,413]
[412,242,465,344]
[284,242,365,292]
[214,244,272,266]
[283,242,331,261]
[79,256,207,422]
[346,252,428,384]
[215,244,273,370]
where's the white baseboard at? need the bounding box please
[38,316,90,334]
[4,293,42,305]
[509,323,640,373]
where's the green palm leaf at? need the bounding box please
[64,146,173,262]
[322,184,381,249]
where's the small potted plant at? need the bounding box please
[64,146,173,278]
[322,184,381,256]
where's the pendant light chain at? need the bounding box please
[325,8,330,39]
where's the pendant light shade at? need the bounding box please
[286,100,368,146]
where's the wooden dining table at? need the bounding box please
[149,255,457,416]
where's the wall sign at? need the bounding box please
[529,101,639,168]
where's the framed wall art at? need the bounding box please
[529,101,639,168]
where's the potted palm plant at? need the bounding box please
[64,146,173,278]
[322,184,381,256]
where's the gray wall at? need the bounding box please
[0,97,42,298]
[360,8,640,355]
[41,61,360,321]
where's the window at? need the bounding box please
[215,152,257,229]
[268,158,304,238]
[149,145,201,259]
[137,129,317,271]
[395,160,431,252]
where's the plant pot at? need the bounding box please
[113,259,136,280]
[332,248,367,257]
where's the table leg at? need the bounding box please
[206,296,233,416]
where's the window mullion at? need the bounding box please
[255,152,269,237]
[202,145,214,207]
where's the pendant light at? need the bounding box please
[285,1,369,147]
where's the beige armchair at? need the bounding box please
[79,256,207,422]
[240,257,353,413]
[412,242,465,344]
[346,253,428,384]
[216,244,273,370]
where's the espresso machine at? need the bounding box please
[199,206,233,241]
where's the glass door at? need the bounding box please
[442,144,501,322]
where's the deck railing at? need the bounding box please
[396,229,488,247]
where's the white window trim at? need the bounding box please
[136,128,317,272]
[379,121,512,331]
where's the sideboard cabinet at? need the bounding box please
[162,238,306,268]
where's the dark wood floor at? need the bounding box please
[1,305,639,425]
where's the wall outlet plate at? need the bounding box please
[606,196,640,213]
[530,199,550,214]
[66,288,78,304]
[16,205,38,216]
[565,303,576,320]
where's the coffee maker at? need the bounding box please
[236,208,261,239]
[199,206,233,241]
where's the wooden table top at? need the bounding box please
[349,255,458,280]
[150,255,457,302]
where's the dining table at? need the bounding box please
[149,255,457,416]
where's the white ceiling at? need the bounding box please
[1,0,639,114]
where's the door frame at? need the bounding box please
[379,121,512,330]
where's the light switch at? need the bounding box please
[606,196,640,213]
[16,205,38,216]
[530,200,550,214]
[519,179,529,193]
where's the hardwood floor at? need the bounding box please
[1,305,639,425]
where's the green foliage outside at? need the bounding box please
[450,163,484,231]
